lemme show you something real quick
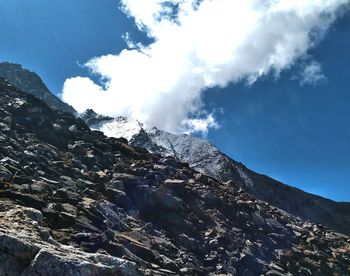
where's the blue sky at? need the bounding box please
[0,0,349,201]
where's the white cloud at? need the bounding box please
[62,0,349,133]
[299,61,327,86]
[183,113,219,135]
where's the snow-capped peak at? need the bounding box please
[80,110,254,189]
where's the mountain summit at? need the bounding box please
[1,75,350,275]
[84,114,350,235]
[1,64,349,236]
[0,64,350,275]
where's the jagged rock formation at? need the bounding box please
[0,62,76,114]
[80,109,114,128]
[86,116,350,235]
[0,203,141,276]
[1,78,349,275]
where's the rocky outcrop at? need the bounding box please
[0,62,76,114]
[85,116,350,235]
[0,203,141,276]
[80,109,113,127]
[0,77,349,275]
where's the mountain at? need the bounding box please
[1,78,350,275]
[3,63,347,235]
[80,108,114,127]
[84,114,350,235]
[0,62,76,114]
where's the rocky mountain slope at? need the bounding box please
[0,62,76,114]
[1,78,350,275]
[83,113,350,236]
[2,63,349,236]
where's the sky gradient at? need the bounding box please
[0,0,349,201]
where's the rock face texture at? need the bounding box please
[0,62,76,114]
[0,78,350,275]
[2,62,348,235]
[0,203,141,276]
[86,116,350,235]
[80,109,114,128]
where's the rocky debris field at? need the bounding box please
[85,112,350,236]
[0,77,349,275]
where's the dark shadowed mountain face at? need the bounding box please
[1,77,349,275]
[85,116,350,235]
[0,62,76,114]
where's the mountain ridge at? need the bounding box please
[83,112,350,235]
[0,76,349,275]
[0,62,76,114]
[1,63,348,235]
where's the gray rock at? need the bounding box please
[0,165,12,183]
[153,188,184,212]
[0,234,40,275]
[23,207,43,225]
[158,254,179,272]
[164,179,186,189]
[0,204,141,276]
[107,179,125,191]
[0,122,10,132]
[69,124,78,132]
[23,249,141,276]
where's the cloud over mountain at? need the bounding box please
[62,0,349,133]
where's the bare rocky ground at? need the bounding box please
[0,77,349,275]
[82,111,350,236]
[3,61,350,237]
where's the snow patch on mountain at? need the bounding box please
[98,117,143,141]
[84,113,255,188]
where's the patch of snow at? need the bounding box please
[236,167,254,187]
[93,114,254,188]
[98,117,143,141]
